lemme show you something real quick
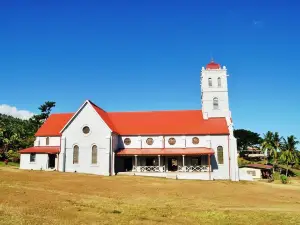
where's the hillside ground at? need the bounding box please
[0,166,300,225]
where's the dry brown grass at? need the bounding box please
[0,167,300,225]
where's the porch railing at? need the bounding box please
[133,166,165,172]
[177,165,209,172]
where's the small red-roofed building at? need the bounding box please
[19,60,239,181]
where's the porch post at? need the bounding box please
[158,155,161,172]
[208,154,211,180]
[135,155,137,167]
[158,155,161,166]
[182,155,185,172]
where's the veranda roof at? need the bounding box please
[19,146,60,154]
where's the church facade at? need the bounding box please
[19,61,239,181]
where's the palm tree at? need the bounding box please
[280,135,299,176]
[261,131,283,173]
[272,132,282,170]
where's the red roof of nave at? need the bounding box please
[35,102,229,136]
[108,110,228,135]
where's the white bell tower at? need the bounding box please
[201,60,231,119]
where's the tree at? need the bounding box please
[0,101,56,161]
[261,131,282,172]
[234,129,262,150]
[30,101,56,129]
[280,135,299,176]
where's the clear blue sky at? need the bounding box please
[0,0,299,140]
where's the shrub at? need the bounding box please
[273,172,281,180]
[280,175,288,184]
[7,150,20,163]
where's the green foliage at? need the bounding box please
[273,172,281,180]
[0,101,56,161]
[279,135,299,176]
[234,129,262,150]
[238,157,266,167]
[280,175,288,184]
[0,161,19,167]
[7,150,20,163]
[30,101,56,130]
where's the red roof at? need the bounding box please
[206,61,221,69]
[35,113,73,136]
[108,110,228,135]
[116,148,214,156]
[19,146,60,154]
[35,102,229,136]
[242,164,273,170]
[90,101,117,131]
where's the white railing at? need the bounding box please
[133,166,165,172]
[177,165,209,172]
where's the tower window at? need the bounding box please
[218,77,221,87]
[213,97,219,109]
[208,78,212,87]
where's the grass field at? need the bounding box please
[0,167,300,225]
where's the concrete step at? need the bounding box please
[166,173,177,179]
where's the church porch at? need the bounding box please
[115,148,214,179]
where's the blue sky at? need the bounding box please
[0,0,299,140]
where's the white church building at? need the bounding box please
[19,61,239,181]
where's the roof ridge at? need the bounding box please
[51,112,74,115]
[88,100,108,113]
[108,109,202,114]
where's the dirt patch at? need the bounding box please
[0,168,300,225]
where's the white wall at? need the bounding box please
[20,153,48,170]
[209,135,230,180]
[185,135,211,148]
[141,136,163,148]
[119,136,142,149]
[118,135,213,149]
[201,67,231,118]
[59,102,112,176]
[34,136,60,146]
[239,168,261,179]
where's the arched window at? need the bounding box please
[46,137,49,145]
[217,146,224,164]
[208,78,212,87]
[217,77,221,87]
[91,145,97,164]
[73,145,79,164]
[213,97,219,109]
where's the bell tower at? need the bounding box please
[201,60,231,119]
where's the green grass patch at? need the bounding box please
[0,161,19,167]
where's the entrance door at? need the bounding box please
[48,154,56,169]
[124,157,133,172]
[168,158,178,171]
[146,157,156,166]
